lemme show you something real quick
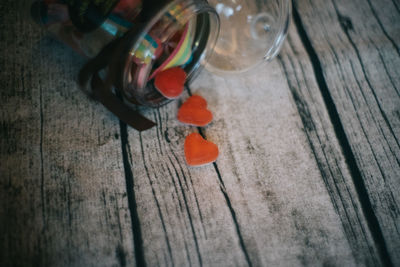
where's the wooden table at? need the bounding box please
[1,0,399,266]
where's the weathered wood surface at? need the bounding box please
[124,67,358,266]
[0,2,135,266]
[293,0,400,265]
[1,0,399,266]
[278,26,384,267]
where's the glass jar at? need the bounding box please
[30,0,291,130]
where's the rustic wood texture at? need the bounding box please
[0,1,135,266]
[293,0,400,265]
[1,0,399,266]
[278,27,384,267]
[124,65,359,266]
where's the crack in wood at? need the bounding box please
[334,10,400,152]
[138,132,175,266]
[292,4,394,267]
[119,122,147,267]
[347,60,400,173]
[184,86,254,266]
[39,81,46,233]
[163,162,193,266]
[277,52,379,264]
[211,161,253,267]
[365,0,400,56]
[167,149,203,266]
[169,146,208,240]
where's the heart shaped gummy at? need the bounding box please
[178,95,212,126]
[154,67,187,99]
[183,94,207,108]
[184,133,219,166]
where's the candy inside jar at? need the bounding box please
[31,0,220,108]
[122,2,219,106]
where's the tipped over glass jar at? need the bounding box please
[30,0,291,130]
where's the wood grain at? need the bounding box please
[277,25,384,266]
[123,59,367,265]
[0,1,135,266]
[294,0,400,264]
[1,0,399,266]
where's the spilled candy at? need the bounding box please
[182,94,207,108]
[154,67,187,99]
[184,133,219,166]
[178,95,213,126]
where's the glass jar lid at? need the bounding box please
[206,0,291,74]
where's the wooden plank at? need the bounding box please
[0,1,136,266]
[293,0,400,265]
[278,25,384,266]
[124,57,365,265]
[121,107,251,267]
[2,0,397,266]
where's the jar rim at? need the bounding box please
[120,0,220,106]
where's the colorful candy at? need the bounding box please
[148,21,194,80]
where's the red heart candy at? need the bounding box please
[178,95,212,126]
[184,133,219,166]
[183,94,207,108]
[154,67,187,99]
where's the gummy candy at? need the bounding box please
[184,133,219,166]
[182,94,207,108]
[178,95,212,126]
[154,67,186,99]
